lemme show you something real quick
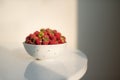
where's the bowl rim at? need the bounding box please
[23,42,67,46]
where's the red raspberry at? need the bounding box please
[34,36,39,40]
[49,33,54,40]
[27,39,33,44]
[44,31,47,35]
[43,35,49,39]
[50,36,56,41]
[29,34,36,39]
[42,37,49,45]
[49,40,58,44]
[53,30,57,34]
[42,41,49,45]
[58,36,66,44]
[25,39,29,43]
[29,34,32,38]
[58,39,63,44]
[46,28,51,32]
[34,31,39,36]
[25,28,66,45]
[26,36,30,41]
[55,32,61,40]
[35,39,41,45]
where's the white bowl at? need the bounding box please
[23,42,67,60]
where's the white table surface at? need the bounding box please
[0,46,87,80]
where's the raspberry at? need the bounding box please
[46,28,51,32]
[26,36,30,41]
[55,32,61,40]
[50,36,56,41]
[34,31,39,36]
[49,40,58,44]
[30,34,36,39]
[27,39,33,44]
[44,31,47,35]
[34,36,39,40]
[42,41,49,45]
[42,40,49,45]
[43,35,49,39]
[53,30,57,34]
[49,33,54,40]
[35,40,40,45]
[25,28,66,45]
[42,37,49,45]
[58,39,63,44]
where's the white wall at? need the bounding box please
[78,1,120,80]
[0,0,77,50]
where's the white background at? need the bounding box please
[0,0,77,50]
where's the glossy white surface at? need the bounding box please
[0,47,87,80]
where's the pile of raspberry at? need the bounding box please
[25,28,66,45]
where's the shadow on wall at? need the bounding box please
[77,0,120,80]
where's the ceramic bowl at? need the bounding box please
[23,42,67,60]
